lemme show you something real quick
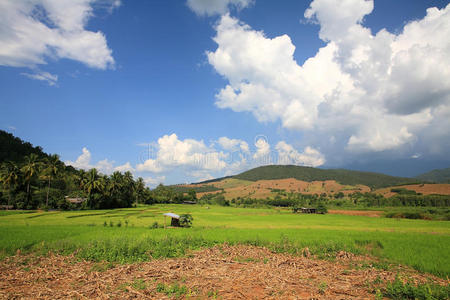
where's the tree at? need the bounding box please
[81,168,104,208]
[179,214,193,227]
[188,189,197,201]
[134,177,145,206]
[21,153,41,202]
[0,161,20,208]
[43,154,62,208]
[108,171,123,200]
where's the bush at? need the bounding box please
[317,203,328,214]
[179,214,193,227]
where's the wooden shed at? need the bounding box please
[163,212,181,227]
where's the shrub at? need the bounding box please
[179,214,193,227]
[317,203,328,214]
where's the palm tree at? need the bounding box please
[135,177,145,206]
[81,168,103,208]
[0,161,20,209]
[109,171,123,200]
[43,154,62,208]
[21,153,41,202]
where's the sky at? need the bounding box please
[1,0,449,186]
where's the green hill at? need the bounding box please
[416,168,450,183]
[233,165,419,189]
[0,130,49,163]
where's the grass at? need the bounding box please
[0,204,449,278]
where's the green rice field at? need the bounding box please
[0,205,449,278]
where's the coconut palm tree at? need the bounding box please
[109,171,123,200]
[81,168,103,208]
[0,161,20,209]
[21,153,41,202]
[43,154,62,208]
[135,177,145,206]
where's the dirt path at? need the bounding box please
[0,245,445,299]
[328,210,384,217]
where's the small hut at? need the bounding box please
[301,207,317,214]
[163,212,181,227]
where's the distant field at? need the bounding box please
[0,205,449,278]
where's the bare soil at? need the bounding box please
[196,178,371,200]
[376,184,450,198]
[0,245,445,299]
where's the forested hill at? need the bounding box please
[232,165,419,189]
[0,130,49,163]
[416,168,450,183]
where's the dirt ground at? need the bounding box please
[196,178,371,200]
[328,210,384,217]
[0,245,446,299]
[375,184,450,198]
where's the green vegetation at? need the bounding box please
[234,165,419,188]
[377,276,450,300]
[0,205,449,278]
[416,167,450,184]
[169,184,222,193]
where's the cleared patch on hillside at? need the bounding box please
[194,178,371,200]
[376,184,450,198]
[1,245,446,299]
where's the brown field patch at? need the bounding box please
[376,184,450,198]
[0,245,445,299]
[185,178,373,200]
[328,210,384,217]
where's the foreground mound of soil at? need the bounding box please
[0,245,445,299]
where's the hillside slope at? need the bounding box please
[416,168,450,183]
[233,165,418,189]
[0,130,49,163]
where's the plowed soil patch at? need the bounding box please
[0,245,445,299]
[328,210,384,217]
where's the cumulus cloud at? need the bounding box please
[253,137,271,164]
[65,147,132,175]
[187,0,253,16]
[276,142,325,167]
[217,136,249,153]
[21,71,58,86]
[0,0,117,74]
[207,1,450,158]
[136,134,228,173]
[144,176,166,187]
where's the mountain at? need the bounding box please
[232,165,418,189]
[0,130,49,163]
[416,168,450,183]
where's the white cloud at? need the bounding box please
[144,176,166,187]
[276,141,325,167]
[66,147,92,170]
[187,0,252,16]
[207,2,450,158]
[114,162,135,173]
[21,71,58,86]
[65,147,132,175]
[0,0,116,72]
[253,137,271,165]
[217,136,249,153]
[136,134,228,173]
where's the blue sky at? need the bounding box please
[1,0,449,185]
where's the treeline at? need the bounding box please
[169,184,222,194]
[0,153,148,209]
[199,191,450,209]
[0,130,152,209]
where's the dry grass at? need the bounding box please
[0,245,446,299]
[376,184,450,198]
